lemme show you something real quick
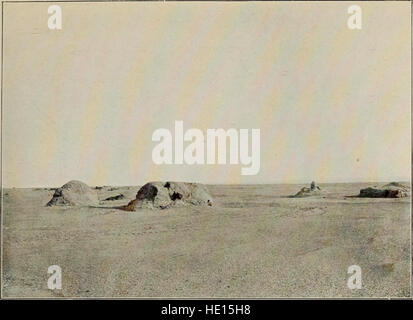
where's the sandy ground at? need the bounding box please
[1,183,410,298]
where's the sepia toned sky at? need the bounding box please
[2,1,411,187]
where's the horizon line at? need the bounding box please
[2,179,411,189]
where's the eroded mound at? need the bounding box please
[358,182,410,198]
[291,181,323,198]
[122,181,213,210]
[381,182,410,192]
[46,180,99,207]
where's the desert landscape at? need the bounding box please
[2,181,410,298]
[1,1,411,301]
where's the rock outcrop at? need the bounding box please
[358,182,410,198]
[122,181,213,210]
[46,180,99,207]
[292,181,322,198]
[381,182,410,192]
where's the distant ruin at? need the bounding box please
[291,181,323,198]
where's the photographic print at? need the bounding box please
[1,1,411,299]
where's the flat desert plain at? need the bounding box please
[2,183,410,297]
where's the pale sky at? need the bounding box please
[2,2,411,187]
